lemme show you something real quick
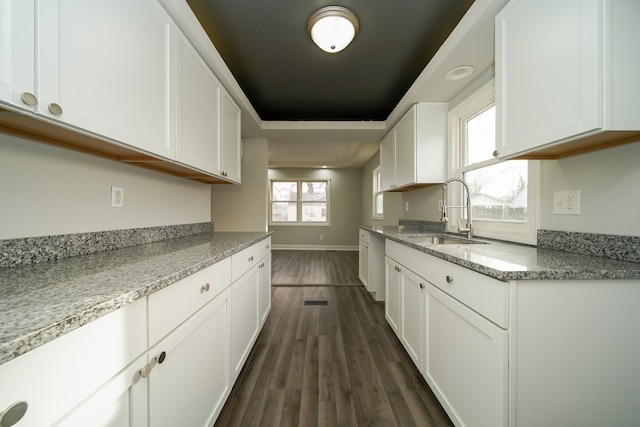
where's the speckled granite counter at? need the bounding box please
[0,231,271,366]
[360,225,640,281]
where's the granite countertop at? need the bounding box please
[0,231,271,366]
[360,225,640,282]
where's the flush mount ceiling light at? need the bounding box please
[445,65,475,81]
[308,6,359,53]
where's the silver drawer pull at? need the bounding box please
[201,283,210,293]
[48,102,63,115]
[445,275,453,283]
[420,283,425,289]
[249,256,254,262]
[0,401,28,427]
[20,92,37,106]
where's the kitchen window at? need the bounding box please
[447,80,539,244]
[373,166,384,220]
[269,179,330,225]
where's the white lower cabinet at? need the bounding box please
[54,354,148,427]
[258,252,272,326]
[359,237,370,290]
[148,287,231,427]
[230,262,260,382]
[0,238,271,427]
[399,264,425,369]
[384,255,402,336]
[385,239,508,427]
[425,284,508,427]
[359,228,386,301]
[0,298,146,427]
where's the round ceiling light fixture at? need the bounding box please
[445,65,475,81]
[308,6,359,53]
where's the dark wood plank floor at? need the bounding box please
[271,250,361,286]
[215,251,453,427]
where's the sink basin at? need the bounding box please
[402,235,486,246]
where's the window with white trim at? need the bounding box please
[448,80,538,244]
[269,179,330,225]
[373,166,383,220]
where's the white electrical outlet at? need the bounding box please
[404,202,409,212]
[111,186,124,208]
[320,234,324,241]
[553,190,580,215]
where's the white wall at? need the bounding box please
[0,134,211,239]
[540,142,640,236]
[211,138,268,231]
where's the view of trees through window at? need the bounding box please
[271,180,328,223]
[463,106,528,222]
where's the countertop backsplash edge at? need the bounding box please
[0,222,214,268]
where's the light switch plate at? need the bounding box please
[553,190,580,215]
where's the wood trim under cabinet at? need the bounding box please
[0,106,233,185]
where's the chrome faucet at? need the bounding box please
[441,177,473,239]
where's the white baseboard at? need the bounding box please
[272,244,359,251]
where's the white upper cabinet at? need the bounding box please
[175,30,221,176]
[0,0,36,112]
[495,0,640,159]
[379,102,447,192]
[220,90,242,183]
[36,0,176,159]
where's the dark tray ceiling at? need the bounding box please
[186,0,474,122]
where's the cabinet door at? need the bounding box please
[0,0,35,111]
[379,129,396,191]
[54,355,148,427]
[175,30,221,175]
[425,284,508,427]
[36,0,175,158]
[358,239,370,290]
[258,253,272,326]
[231,264,260,382]
[400,266,424,370]
[0,299,146,427]
[496,0,600,158]
[394,108,416,188]
[148,288,231,427]
[384,256,401,335]
[220,91,241,183]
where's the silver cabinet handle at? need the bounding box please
[492,150,499,157]
[0,401,28,427]
[201,283,210,293]
[445,275,453,283]
[139,363,153,379]
[20,92,37,107]
[48,103,63,115]
[139,351,167,378]
[420,283,425,289]
[249,256,254,262]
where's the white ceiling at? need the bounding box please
[160,0,510,168]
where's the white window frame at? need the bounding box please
[372,166,384,220]
[447,80,539,245]
[269,179,331,226]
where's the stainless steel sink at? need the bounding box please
[402,235,487,246]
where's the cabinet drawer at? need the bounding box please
[386,240,508,328]
[148,258,231,346]
[359,228,371,244]
[423,254,508,328]
[231,237,271,282]
[0,299,146,427]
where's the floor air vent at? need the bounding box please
[303,300,329,306]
